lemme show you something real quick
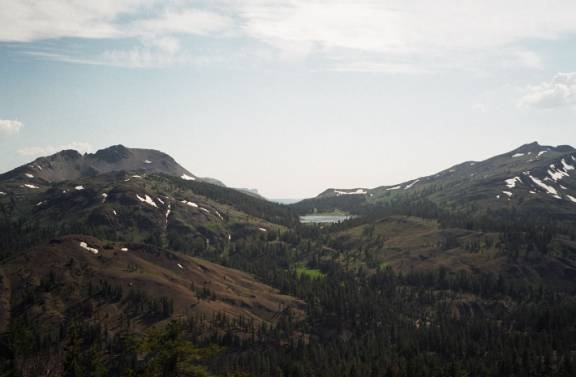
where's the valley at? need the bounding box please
[1,143,576,376]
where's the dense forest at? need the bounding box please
[2,204,576,376]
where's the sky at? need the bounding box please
[1,0,576,199]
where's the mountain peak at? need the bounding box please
[93,144,131,163]
[45,149,83,161]
[512,141,543,154]
[0,145,198,184]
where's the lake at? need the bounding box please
[299,214,351,224]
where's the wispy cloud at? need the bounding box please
[235,1,576,63]
[0,1,234,42]
[4,0,576,72]
[18,142,93,158]
[0,119,23,136]
[518,73,576,109]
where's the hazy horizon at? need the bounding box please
[1,1,576,198]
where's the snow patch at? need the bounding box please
[0,192,6,196]
[538,151,548,157]
[144,160,152,164]
[156,197,165,205]
[36,201,46,206]
[23,184,39,189]
[568,195,576,203]
[181,174,196,181]
[258,227,267,232]
[113,210,118,216]
[334,189,368,195]
[177,263,184,269]
[181,200,198,208]
[79,242,98,255]
[215,210,224,221]
[131,175,142,179]
[502,191,513,198]
[137,194,157,207]
[25,173,34,178]
[165,204,171,220]
[505,177,522,189]
[404,179,420,190]
[200,207,210,214]
[75,185,84,191]
[529,175,561,199]
[547,164,570,181]
[512,153,525,158]
[386,185,402,191]
[561,158,575,171]
[121,247,128,252]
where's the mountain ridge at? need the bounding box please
[295,142,576,219]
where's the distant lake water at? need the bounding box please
[299,214,351,224]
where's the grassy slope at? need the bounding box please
[329,215,576,290]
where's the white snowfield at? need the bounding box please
[200,207,210,213]
[75,185,84,190]
[0,192,6,195]
[334,189,367,195]
[386,185,402,191]
[113,210,118,216]
[181,174,196,181]
[505,177,522,189]
[512,153,525,158]
[181,200,198,208]
[215,210,224,221]
[144,160,152,164]
[568,195,576,203]
[25,173,34,178]
[23,184,39,189]
[165,204,171,220]
[177,263,184,269]
[547,164,570,181]
[101,193,108,202]
[538,151,548,157]
[156,197,165,205]
[131,175,142,179]
[529,175,561,199]
[404,179,420,190]
[502,191,513,198]
[561,158,575,171]
[121,247,128,252]
[137,194,157,207]
[79,242,99,255]
[259,227,267,232]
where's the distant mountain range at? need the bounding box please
[294,142,576,220]
[3,142,576,375]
